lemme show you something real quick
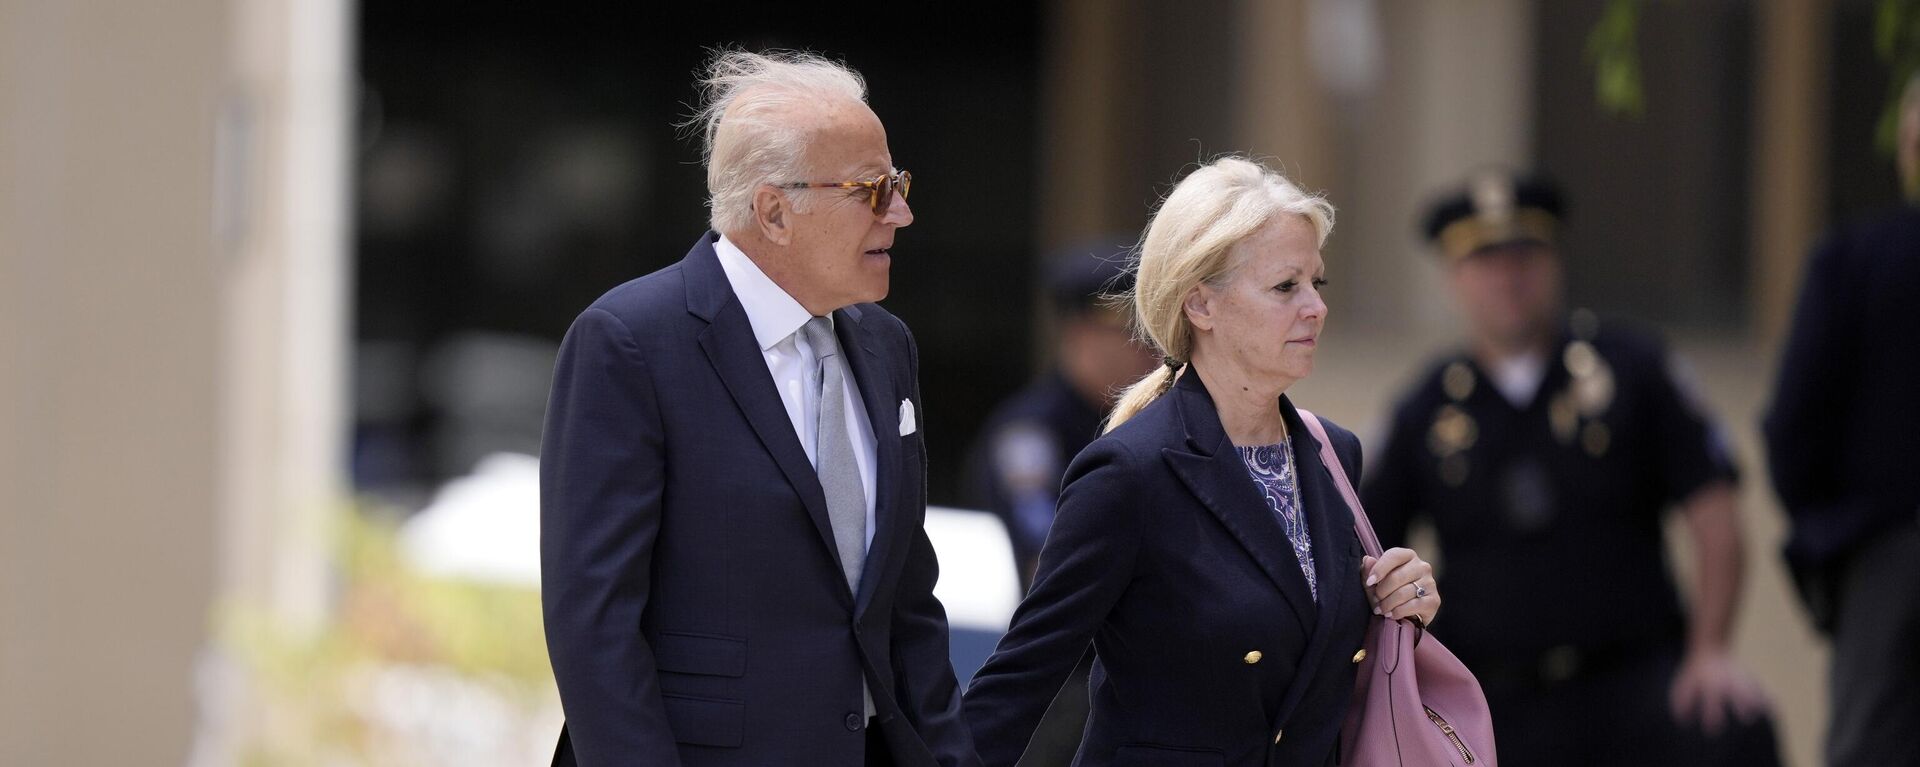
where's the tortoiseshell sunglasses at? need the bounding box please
[773,169,912,216]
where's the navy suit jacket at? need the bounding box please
[1764,207,1920,605]
[540,232,977,767]
[963,372,1372,767]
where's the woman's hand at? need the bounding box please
[1362,547,1439,626]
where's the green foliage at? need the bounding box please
[1877,0,1920,154]
[1587,0,1646,119]
[217,506,557,766]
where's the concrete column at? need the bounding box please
[1750,0,1829,346]
[1232,0,1338,194]
[0,1,229,762]
[1039,0,1131,251]
[219,0,352,637]
[0,0,350,762]
[1342,0,1535,338]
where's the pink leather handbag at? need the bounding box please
[1299,411,1498,767]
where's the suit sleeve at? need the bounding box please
[1763,234,1858,512]
[540,307,681,767]
[1360,402,1423,550]
[887,322,983,767]
[962,438,1145,767]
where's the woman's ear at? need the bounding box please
[1183,283,1216,332]
[753,186,794,245]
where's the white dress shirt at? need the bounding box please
[1487,350,1548,409]
[714,234,878,552]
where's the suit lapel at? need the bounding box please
[835,305,902,616]
[683,235,844,594]
[1161,374,1318,635]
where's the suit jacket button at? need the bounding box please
[845,712,864,731]
[1273,729,1284,744]
[1352,649,1367,663]
[1243,650,1263,664]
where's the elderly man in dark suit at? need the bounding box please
[539,49,976,767]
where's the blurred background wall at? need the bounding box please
[1,0,1899,765]
[2,0,347,762]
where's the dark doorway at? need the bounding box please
[353,4,1043,506]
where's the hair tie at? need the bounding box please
[1157,357,1183,396]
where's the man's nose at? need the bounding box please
[881,191,913,227]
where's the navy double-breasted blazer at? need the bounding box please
[962,371,1372,767]
[540,233,977,767]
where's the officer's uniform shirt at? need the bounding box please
[968,370,1104,588]
[1361,313,1738,668]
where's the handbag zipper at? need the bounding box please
[1423,705,1475,764]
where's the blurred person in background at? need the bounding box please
[1763,74,1920,767]
[969,241,1155,591]
[540,49,976,767]
[1360,170,1781,766]
[964,157,1444,766]
[963,241,1154,766]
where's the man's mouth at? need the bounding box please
[864,247,890,256]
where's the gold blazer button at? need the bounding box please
[1352,649,1367,664]
[1243,650,1263,664]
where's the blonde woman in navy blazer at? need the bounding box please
[962,158,1442,767]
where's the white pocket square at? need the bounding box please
[898,398,917,437]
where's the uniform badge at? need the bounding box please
[1428,403,1478,487]
[1560,331,1615,457]
[1502,458,1557,532]
[1548,392,1580,445]
[1428,404,1478,456]
[1442,361,1477,402]
[1564,341,1616,417]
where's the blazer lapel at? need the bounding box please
[1265,396,1362,732]
[1161,373,1318,635]
[683,234,843,592]
[1288,399,1359,636]
[835,304,902,616]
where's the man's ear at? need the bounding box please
[753,185,794,246]
[1182,283,1216,332]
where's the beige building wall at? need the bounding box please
[1,2,229,763]
[0,0,348,763]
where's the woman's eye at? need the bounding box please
[1312,278,1330,289]
[1275,281,1297,293]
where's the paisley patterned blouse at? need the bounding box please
[1236,440,1318,601]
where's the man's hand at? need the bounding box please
[1668,648,1771,735]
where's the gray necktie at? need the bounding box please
[801,317,876,719]
[800,317,868,592]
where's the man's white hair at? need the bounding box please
[683,49,869,234]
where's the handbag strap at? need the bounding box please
[1299,409,1431,637]
[1296,409,1384,559]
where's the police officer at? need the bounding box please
[969,242,1155,590]
[964,241,1153,767]
[1360,170,1781,766]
